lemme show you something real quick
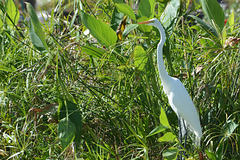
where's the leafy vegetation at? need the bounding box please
[0,0,239,159]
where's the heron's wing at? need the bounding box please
[168,78,202,138]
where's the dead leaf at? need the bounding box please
[116,16,127,40]
[29,103,59,115]
[224,37,240,48]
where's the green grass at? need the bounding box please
[0,0,240,159]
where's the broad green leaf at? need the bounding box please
[146,125,167,137]
[0,19,2,29]
[158,132,176,142]
[134,46,148,71]
[59,100,82,143]
[192,0,202,11]
[115,3,136,21]
[200,0,225,31]
[160,0,180,30]
[58,117,76,149]
[80,11,117,47]
[6,0,19,27]
[112,0,125,3]
[137,16,152,32]
[162,147,178,160]
[228,9,234,33]
[205,150,217,160]
[157,2,167,15]
[216,142,223,159]
[138,0,155,19]
[0,11,3,29]
[26,2,48,52]
[188,15,218,38]
[199,36,216,49]
[222,27,227,46]
[160,107,171,128]
[221,120,238,140]
[81,46,106,58]
[122,24,138,37]
[29,21,46,51]
[111,7,124,31]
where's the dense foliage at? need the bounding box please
[0,0,239,159]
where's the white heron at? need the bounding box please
[138,18,202,158]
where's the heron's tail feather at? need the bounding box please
[185,120,202,146]
[193,125,202,146]
[195,135,201,147]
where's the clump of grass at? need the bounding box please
[0,0,239,159]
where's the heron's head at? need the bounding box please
[138,18,160,27]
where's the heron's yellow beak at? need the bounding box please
[138,20,154,24]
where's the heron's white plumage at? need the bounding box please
[141,18,202,145]
[168,78,202,139]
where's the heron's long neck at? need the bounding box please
[156,23,171,83]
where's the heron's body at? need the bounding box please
[167,77,202,139]
[139,18,202,144]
